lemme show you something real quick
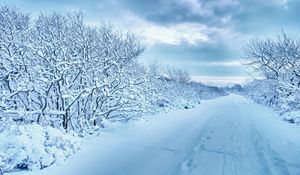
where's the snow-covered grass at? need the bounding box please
[0,119,81,174]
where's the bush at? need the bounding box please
[0,118,80,173]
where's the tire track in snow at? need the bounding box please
[251,125,291,175]
[180,135,242,175]
[179,109,243,175]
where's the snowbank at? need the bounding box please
[283,111,300,124]
[242,79,300,125]
[0,119,81,174]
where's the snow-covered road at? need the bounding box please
[10,95,300,175]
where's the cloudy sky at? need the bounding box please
[2,0,298,85]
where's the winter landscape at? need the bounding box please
[1,0,300,175]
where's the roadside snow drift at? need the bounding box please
[0,120,80,174]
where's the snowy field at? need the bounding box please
[8,94,300,175]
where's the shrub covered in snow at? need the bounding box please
[0,118,80,174]
[154,74,228,111]
[242,79,300,123]
[242,32,300,124]
[0,5,160,133]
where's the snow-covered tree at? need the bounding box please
[0,6,31,120]
[0,6,165,132]
[243,32,300,122]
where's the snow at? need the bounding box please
[6,94,300,175]
[0,121,81,174]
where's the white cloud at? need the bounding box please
[85,9,238,46]
[119,12,210,45]
[141,23,209,45]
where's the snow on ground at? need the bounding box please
[0,122,80,173]
[7,94,300,175]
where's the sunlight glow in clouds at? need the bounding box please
[121,13,210,45]
[137,23,209,45]
[195,60,243,67]
[192,75,250,86]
